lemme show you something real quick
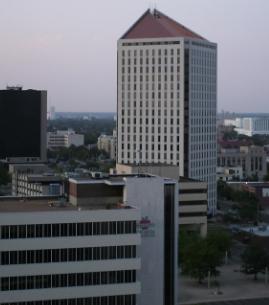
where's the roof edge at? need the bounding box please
[120,8,207,41]
[120,9,150,40]
[154,9,207,41]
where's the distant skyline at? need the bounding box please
[0,0,269,112]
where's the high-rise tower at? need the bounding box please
[0,87,47,163]
[117,9,217,213]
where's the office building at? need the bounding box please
[217,143,267,181]
[117,9,217,213]
[48,106,56,120]
[0,87,47,163]
[9,164,58,196]
[0,196,140,305]
[69,174,178,305]
[12,173,64,197]
[224,117,269,136]
[47,129,84,149]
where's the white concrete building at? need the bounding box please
[97,133,116,160]
[224,117,269,136]
[14,173,64,197]
[0,197,140,305]
[47,129,84,149]
[9,164,63,197]
[69,174,178,305]
[217,166,243,182]
[117,9,217,214]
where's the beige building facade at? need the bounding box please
[117,9,217,214]
[217,145,267,181]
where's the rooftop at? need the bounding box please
[25,174,64,183]
[121,9,206,40]
[118,163,178,168]
[69,174,159,186]
[0,197,133,213]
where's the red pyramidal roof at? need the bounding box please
[121,9,206,41]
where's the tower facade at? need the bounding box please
[117,9,217,213]
[0,87,47,163]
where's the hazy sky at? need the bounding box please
[0,0,268,112]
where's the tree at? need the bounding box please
[180,230,233,283]
[207,230,232,255]
[178,230,200,266]
[181,237,223,283]
[241,243,269,280]
[217,181,259,222]
[223,129,238,140]
[263,172,269,182]
[0,167,11,186]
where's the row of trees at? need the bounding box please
[180,230,269,283]
[241,242,269,280]
[47,118,115,145]
[222,128,269,147]
[47,145,115,173]
[179,230,232,283]
[0,166,10,186]
[218,181,259,222]
[47,145,109,162]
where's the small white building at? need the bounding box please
[97,132,116,160]
[224,117,269,136]
[217,166,243,182]
[47,129,84,149]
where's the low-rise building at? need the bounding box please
[224,117,269,136]
[97,132,116,160]
[9,164,64,197]
[218,144,267,181]
[14,173,64,197]
[47,129,84,149]
[217,166,243,181]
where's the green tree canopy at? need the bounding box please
[241,242,269,280]
[179,230,230,283]
[0,167,11,186]
[181,237,223,283]
[207,230,232,254]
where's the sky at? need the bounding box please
[0,0,269,113]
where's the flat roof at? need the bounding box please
[118,162,178,168]
[26,174,63,182]
[0,197,134,213]
[69,174,159,185]
[179,176,205,183]
[228,182,269,187]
